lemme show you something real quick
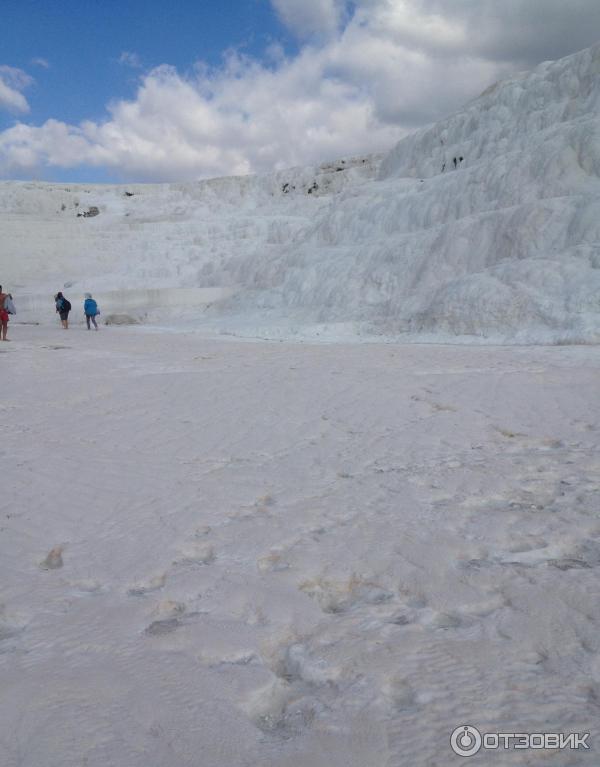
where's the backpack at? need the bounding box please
[62,298,72,312]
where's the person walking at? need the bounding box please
[83,293,99,330]
[0,285,11,341]
[55,291,71,329]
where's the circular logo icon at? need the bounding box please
[451,725,482,757]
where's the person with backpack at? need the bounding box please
[0,285,13,341]
[55,291,71,329]
[83,293,100,330]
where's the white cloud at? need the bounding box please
[1,1,599,181]
[270,0,344,38]
[372,0,600,64]
[0,66,33,114]
[0,55,401,180]
[31,57,50,69]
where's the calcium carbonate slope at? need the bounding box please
[1,43,599,343]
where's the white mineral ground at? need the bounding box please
[1,326,599,766]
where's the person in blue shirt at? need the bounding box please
[83,293,99,330]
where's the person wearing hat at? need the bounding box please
[83,293,100,330]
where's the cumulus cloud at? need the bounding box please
[1,0,599,181]
[412,0,600,64]
[0,55,401,180]
[270,0,344,37]
[0,66,33,114]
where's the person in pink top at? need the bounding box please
[0,286,11,341]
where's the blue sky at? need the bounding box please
[1,0,295,128]
[1,0,599,183]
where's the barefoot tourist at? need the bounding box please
[55,291,71,329]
